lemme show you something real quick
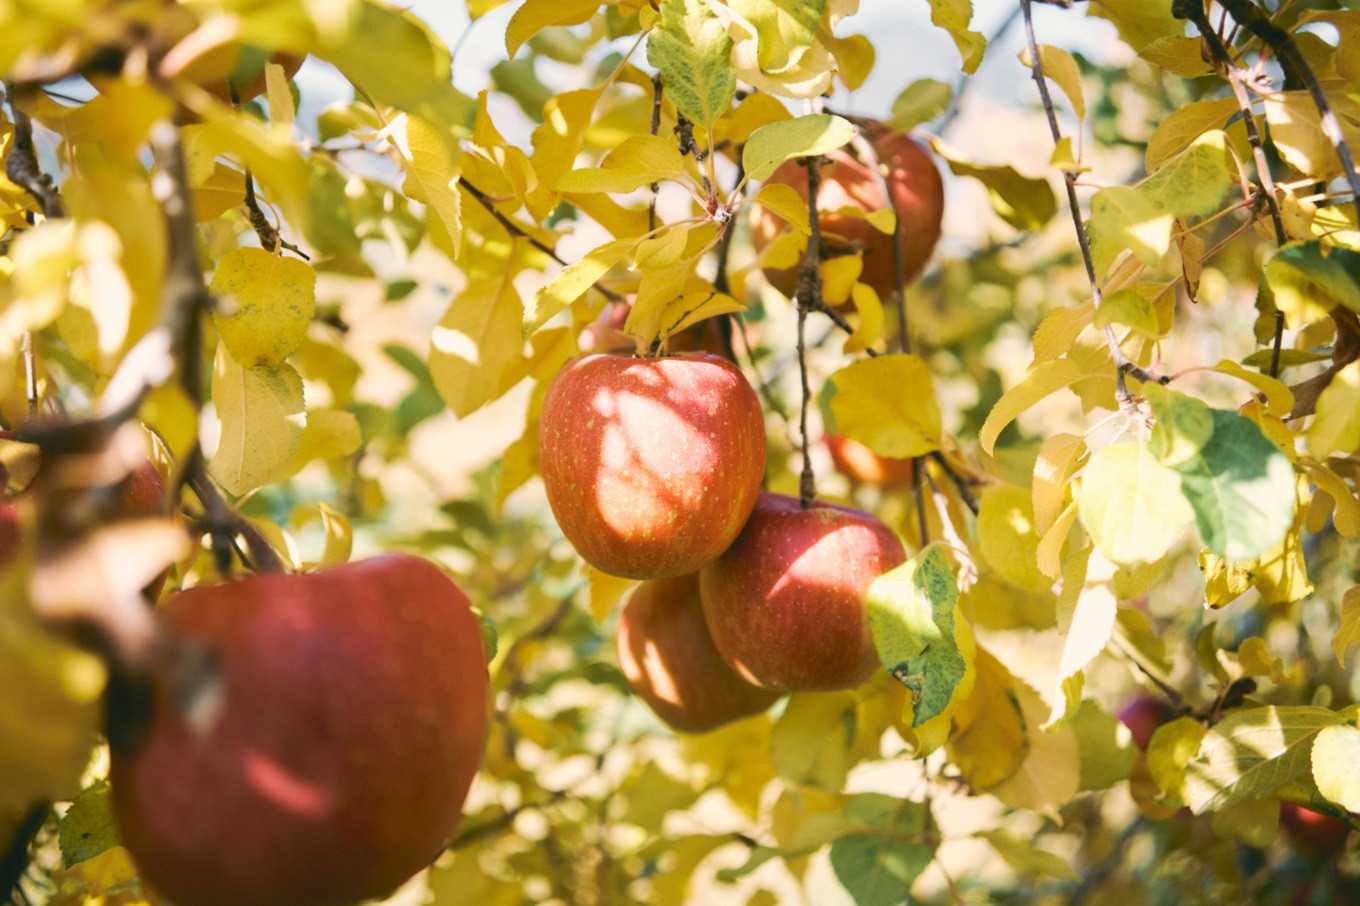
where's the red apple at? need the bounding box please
[1281,803,1351,858]
[699,492,906,691]
[750,128,944,302]
[617,572,781,733]
[110,555,490,906]
[1117,693,1177,751]
[538,353,766,579]
[825,433,916,488]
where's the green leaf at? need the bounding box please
[1155,404,1297,563]
[1265,241,1360,328]
[743,114,856,182]
[1079,442,1193,568]
[1185,705,1348,814]
[59,780,118,867]
[889,78,952,130]
[828,354,942,458]
[208,350,306,497]
[924,0,986,74]
[210,248,316,368]
[866,547,967,727]
[1312,722,1360,813]
[829,795,934,906]
[723,0,825,75]
[646,0,737,131]
[1094,288,1161,339]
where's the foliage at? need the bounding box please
[0,0,1358,904]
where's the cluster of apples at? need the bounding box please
[539,352,907,733]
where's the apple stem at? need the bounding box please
[795,157,824,509]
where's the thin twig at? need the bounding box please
[243,169,309,260]
[5,98,64,219]
[648,75,662,235]
[1019,0,1165,408]
[1215,0,1360,224]
[928,451,980,516]
[673,114,713,198]
[187,466,287,575]
[795,157,824,509]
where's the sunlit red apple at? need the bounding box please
[538,353,766,579]
[617,572,781,733]
[110,555,490,906]
[699,492,906,691]
[1117,693,1177,751]
[825,433,915,488]
[751,128,944,301]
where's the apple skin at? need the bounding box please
[1117,693,1177,751]
[825,433,915,488]
[617,572,781,733]
[1280,803,1351,858]
[699,492,906,692]
[538,353,766,580]
[109,555,490,906]
[751,130,944,301]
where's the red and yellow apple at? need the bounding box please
[1116,693,1177,751]
[110,555,490,906]
[699,492,906,691]
[538,353,766,579]
[825,433,916,488]
[751,128,944,302]
[617,572,781,733]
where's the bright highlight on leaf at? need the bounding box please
[828,354,942,458]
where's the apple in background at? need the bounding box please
[617,572,781,733]
[110,555,490,906]
[700,492,906,691]
[538,353,766,580]
[750,128,944,302]
[1117,693,1177,751]
[1280,803,1352,858]
[825,433,916,488]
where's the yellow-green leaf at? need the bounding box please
[977,830,1080,882]
[1307,360,1360,458]
[277,408,362,481]
[980,358,1084,455]
[1312,723,1360,813]
[523,238,634,337]
[210,248,316,368]
[743,114,856,182]
[1086,0,1182,52]
[209,350,306,496]
[930,136,1056,231]
[926,0,985,74]
[723,0,824,75]
[1033,433,1087,535]
[1019,44,1085,122]
[1334,586,1360,666]
[1048,547,1118,728]
[752,183,810,236]
[1079,442,1193,568]
[977,485,1048,592]
[557,134,695,195]
[829,354,942,458]
[1144,98,1240,172]
[647,0,737,131]
[506,0,600,58]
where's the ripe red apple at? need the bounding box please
[1281,803,1352,858]
[1117,693,1177,751]
[750,128,944,302]
[825,433,916,488]
[699,492,906,691]
[538,352,766,579]
[110,555,490,906]
[617,572,781,733]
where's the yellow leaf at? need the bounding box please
[1146,717,1206,808]
[1018,44,1085,122]
[1306,463,1360,538]
[1079,442,1193,568]
[1032,301,1095,365]
[752,183,810,236]
[1334,586,1360,667]
[1094,288,1160,338]
[925,0,986,73]
[771,691,858,790]
[316,502,352,567]
[829,354,942,458]
[506,0,601,58]
[713,92,791,147]
[210,248,316,368]
[634,226,691,270]
[977,830,1080,881]
[980,358,1084,455]
[430,277,525,418]
[843,282,883,355]
[1200,548,1259,609]
[1139,35,1214,78]
[277,408,361,480]
[988,679,1080,822]
[1037,499,1079,580]
[192,162,248,221]
[524,238,635,337]
[1307,360,1360,458]
[1144,98,1240,172]
[1312,723,1360,813]
[1047,547,1118,727]
[1264,90,1360,180]
[390,113,463,257]
[264,60,296,135]
[978,485,1049,592]
[660,290,744,342]
[818,254,861,308]
[929,135,1057,231]
[557,133,696,195]
[526,87,604,219]
[588,567,636,622]
[182,114,309,230]
[945,646,1028,790]
[1199,359,1295,417]
[208,349,306,496]
[1033,433,1087,535]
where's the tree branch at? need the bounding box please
[0,805,47,906]
[795,158,822,509]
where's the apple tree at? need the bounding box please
[1,0,1359,903]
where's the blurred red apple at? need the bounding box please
[1117,693,1177,751]
[1281,803,1351,858]
[110,555,490,906]
[825,433,916,488]
[538,353,766,579]
[617,572,781,733]
[699,492,906,691]
[751,128,944,302]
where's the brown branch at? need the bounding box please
[243,169,309,260]
[795,157,823,509]
[1019,0,1166,408]
[187,465,287,575]
[1213,0,1360,224]
[928,451,980,516]
[0,805,47,906]
[648,75,662,235]
[4,98,63,219]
